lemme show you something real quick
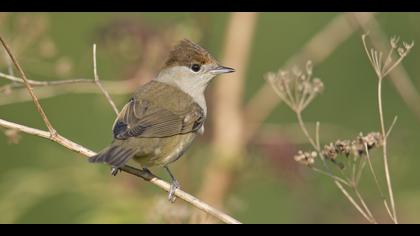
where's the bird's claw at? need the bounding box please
[111,167,120,176]
[168,180,180,203]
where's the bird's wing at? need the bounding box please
[112,83,205,140]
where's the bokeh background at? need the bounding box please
[0,12,419,223]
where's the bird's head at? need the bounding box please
[156,39,234,93]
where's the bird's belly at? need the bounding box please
[131,133,196,168]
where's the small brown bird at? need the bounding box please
[89,39,234,202]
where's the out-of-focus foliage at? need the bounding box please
[1,12,420,223]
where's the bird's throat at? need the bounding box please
[155,70,208,115]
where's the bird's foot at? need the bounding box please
[168,179,180,203]
[164,166,180,203]
[110,166,120,176]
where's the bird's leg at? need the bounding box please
[110,166,120,176]
[164,166,180,203]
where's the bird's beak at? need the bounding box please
[209,65,235,75]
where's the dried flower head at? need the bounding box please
[362,33,414,78]
[295,132,383,170]
[294,150,317,166]
[266,60,324,113]
[390,36,399,49]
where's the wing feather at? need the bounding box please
[112,82,205,140]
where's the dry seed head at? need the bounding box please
[397,47,405,57]
[312,78,324,93]
[363,33,414,78]
[334,139,352,157]
[294,150,317,166]
[403,41,414,50]
[360,132,383,149]
[322,143,338,161]
[266,60,324,112]
[295,132,383,169]
[390,36,399,49]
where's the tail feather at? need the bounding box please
[89,145,136,168]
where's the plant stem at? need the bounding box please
[334,181,376,224]
[364,144,393,221]
[377,78,398,223]
[297,112,317,149]
[353,185,375,222]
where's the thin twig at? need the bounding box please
[0,77,139,106]
[0,118,241,224]
[0,72,93,87]
[93,44,119,116]
[0,35,56,136]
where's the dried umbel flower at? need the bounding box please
[321,142,345,169]
[266,60,324,113]
[294,150,317,166]
[390,36,399,49]
[295,132,383,169]
[362,33,414,78]
[321,143,338,161]
[353,132,383,156]
[334,139,352,157]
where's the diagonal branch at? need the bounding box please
[0,118,240,224]
[0,35,56,135]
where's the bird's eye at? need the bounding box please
[191,64,201,72]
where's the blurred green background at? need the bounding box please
[0,12,420,223]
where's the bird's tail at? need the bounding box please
[89,143,136,168]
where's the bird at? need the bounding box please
[88,39,235,202]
